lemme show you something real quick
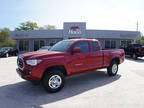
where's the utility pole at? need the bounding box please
[136,21,139,31]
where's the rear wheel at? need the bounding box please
[42,69,65,93]
[132,53,137,60]
[107,60,118,76]
[130,54,133,58]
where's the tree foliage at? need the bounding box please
[140,35,144,46]
[15,21,39,31]
[42,25,56,30]
[0,28,16,48]
[0,21,56,48]
[15,21,56,31]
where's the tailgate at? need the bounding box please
[142,46,144,51]
[141,46,144,54]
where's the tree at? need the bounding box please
[15,21,56,31]
[140,35,144,45]
[40,25,56,30]
[0,28,16,48]
[15,21,39,31]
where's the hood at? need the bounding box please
[0,50,4,53]
[20,50,66,59]
[0,50,6,54]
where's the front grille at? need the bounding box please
[17,57,24,69]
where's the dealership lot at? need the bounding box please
[0,57,144,108]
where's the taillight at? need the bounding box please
[138,48,141,52]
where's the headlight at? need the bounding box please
[26,59,42,66]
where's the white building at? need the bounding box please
[10,22,141,53]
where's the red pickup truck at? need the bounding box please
[17,39,125,92]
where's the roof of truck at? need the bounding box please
[65,38,98,41]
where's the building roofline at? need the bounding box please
[86,29,140,33]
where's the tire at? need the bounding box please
[132,53,137,60]
[6,53,9,58]
[42,69,65,93]
[15,53,18,56]
[130,54,133,58]
[107,60,118,76]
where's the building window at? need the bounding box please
[19,40,29,51]
[121,40,126,46]
[105,40,111,49]
[34,40,45,51]
[47,39,61,46]
[120,40,132,47]
[111,40,116,48]
[40,40,45,48]
[127,40,131,45]
[105,40,116,49]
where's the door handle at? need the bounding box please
[75,63,83,66]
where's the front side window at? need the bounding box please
[73,41,90,53]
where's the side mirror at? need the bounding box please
[72,47,81,54]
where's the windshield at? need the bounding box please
[0,48,8,52]
[50,40,75,52]
[133,44,142,47]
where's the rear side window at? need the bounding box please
[92,41,100,51]
[133,44,141,48]
[73,41,90,53]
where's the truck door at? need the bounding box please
[70,41,92,74]
[90,41,103,69]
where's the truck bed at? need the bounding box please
[102,49,125,67]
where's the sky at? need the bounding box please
[0,0,144,33]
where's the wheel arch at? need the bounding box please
[41,65,67,81]
[110,57,120,65]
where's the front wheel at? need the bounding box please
[107,61,118,76]
[15,52,18,56]
[42,69,65,93]
[6,53,9,57]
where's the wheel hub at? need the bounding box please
[112,64,118,74]
[49,75,62,89]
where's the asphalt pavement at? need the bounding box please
[0,56,144,108]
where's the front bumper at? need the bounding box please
[136,52,144,57]
[0,53,5,57]
[16,68,25,79]
[16,68,40,81]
